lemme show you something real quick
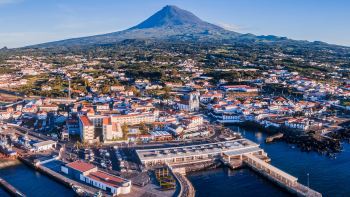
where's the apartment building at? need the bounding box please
[78,115,96,143]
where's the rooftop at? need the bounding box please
[136,139,259,161]
[66,161,97,172]
[86,171,125,188]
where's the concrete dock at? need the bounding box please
[18,156,112,197]
[0,176,26,197]
[241,154,321,197]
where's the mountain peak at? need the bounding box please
[129,5,208,30]
[27,5,240,48]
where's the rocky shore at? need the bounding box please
[327,128,350,140]
[270,133,342,156]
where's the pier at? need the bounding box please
[136,138,322,197]
[0,176,26,197]
[243,154,321,197]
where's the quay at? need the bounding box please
[17,155,112,197]
[136,138,322,197]
[0,176,26,197]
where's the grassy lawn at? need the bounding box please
[341,99,350,106]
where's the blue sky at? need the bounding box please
[0,0,349,48]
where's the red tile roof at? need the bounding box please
[86,171,124,188]
[66,161,96,172]
[79,115,93,126]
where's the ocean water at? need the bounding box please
[187,127,350,197]
[0,163,75,197]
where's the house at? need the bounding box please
[168,124,183,135]
[40,105,58,112]
[219,79,227,85]
[183,116,203,126]
[221,85,258,92]
[41,86,52,91]
[66,120,79,135]
[0,111,12,119]
[37,112,47,120]
[110,86,125,91]
[150,131,172,140]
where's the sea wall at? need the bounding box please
[172,159,224,173]
[174,172,195,197]
[184,159,223,173]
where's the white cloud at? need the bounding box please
[214,23,249,31]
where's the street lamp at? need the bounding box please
[307,173,309,193]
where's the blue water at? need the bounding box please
[187,127,349,197]
[0,163,75,197]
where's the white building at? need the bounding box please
[32,140,57,152]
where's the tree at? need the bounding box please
[163,92,171,105]
[140,121,149,134]
[159,124,163,131]
[150,123,156,131]
[101,85,110,93]
[122,122,129,140]
[74,141,80,151]
[164,85,171,93]
[94,142,99,148]
[180,130,186,139]
[171,69,177,76]
[99,141,104,148]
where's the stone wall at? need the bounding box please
[182,159,223,173]
[174,172,195,197]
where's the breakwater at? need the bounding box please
[174,172,195,197]
[0,176,26,197]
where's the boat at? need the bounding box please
[22,133,31,143]
[72,185,92,197]
[12,140,23,147]
[93,190,103,197]
[10,133,17,142]
[290,145,295,149]
[0,137,17,157]
[23,141,34,152]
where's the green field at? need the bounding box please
[341,99,350,106]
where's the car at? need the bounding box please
[107,165,112,170]
[120,168,126,172]
[30,127,34,130]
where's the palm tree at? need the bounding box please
[159,124,163,131]
[150,123,156,131]
[99,141,104,148]
[180,130,186,139]
[94,142,99,148]
[74,141,80,151]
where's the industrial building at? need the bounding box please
[62,161,131,195]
